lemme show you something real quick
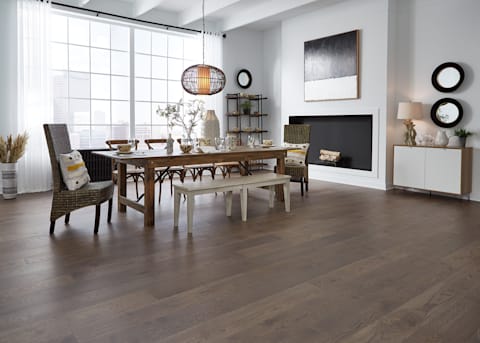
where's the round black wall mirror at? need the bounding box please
[431,98,463,128]
[431,62,464,92]
[236,69,252,89]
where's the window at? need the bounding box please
[51,12,201,148]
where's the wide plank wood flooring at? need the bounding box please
[1,179,480,342]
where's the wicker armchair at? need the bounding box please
[43,124,114,235]
[144,138,186,202]
[282,124,311,196]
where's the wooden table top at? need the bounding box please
[94,146,288,168]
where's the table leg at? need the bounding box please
[226,191,233,217]
[283,181,291,212]
[118,163,127,212]
[187,194,194,235]
[240,186,248,222]
[144,166,155,226]
[173,189,181,229]
[268,185,275,208]
[275,156,285,201]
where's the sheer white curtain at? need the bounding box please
[203,32,225,132]
[17,0,53,193]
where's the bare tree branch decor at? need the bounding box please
[0,132,29,163]
[156,99,205,139]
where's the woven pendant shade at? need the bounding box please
[182,64,226,95]
[180,0,226,96]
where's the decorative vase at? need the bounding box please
[434,130,448,147]
[1,162,18,200]
[447,136,465,148]
[166,133,174,154]
[201,110,220,146]
[180,137,194,154]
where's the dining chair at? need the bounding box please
[279,124,311,196]
[177,138,217,181]
[144,138,186,202]
[105,139,144,201]
[44,124,114,234]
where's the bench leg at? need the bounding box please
[173,189,181,229]
[283,181,291,213]
[226,191,233,217]
[187,194,195,235]
[268,186,275,208]
[240,186,248,222]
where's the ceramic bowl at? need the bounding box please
[118,144,132,153]
[180,144,193,153]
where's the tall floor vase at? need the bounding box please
[1,163,18,200]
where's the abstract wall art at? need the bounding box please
[304,30,359,101]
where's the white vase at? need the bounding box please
[447,136,461,148]
[434,130,448,147]
[1,162,18,200]
[201,110,220,146]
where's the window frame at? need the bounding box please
[50,9,201,149]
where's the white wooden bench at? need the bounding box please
[173,173,291,234]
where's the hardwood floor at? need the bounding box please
[1,179,480,342]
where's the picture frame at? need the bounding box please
[304,30,360,101]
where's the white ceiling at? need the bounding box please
[54,0,346,32]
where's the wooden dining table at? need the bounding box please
[94,146,288,227]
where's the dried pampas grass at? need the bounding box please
[0,132,29,163]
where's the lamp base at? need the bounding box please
[403,119,417,146]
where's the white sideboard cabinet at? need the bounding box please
[393,145,472,195]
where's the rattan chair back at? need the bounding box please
[283,124,311,196]
[43,123,114,234]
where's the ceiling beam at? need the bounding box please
[134,0,168,17]
[179,0,242,26]
[219,0,320,31]
[78,0,92,5]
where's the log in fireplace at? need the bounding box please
[289,115,372,171]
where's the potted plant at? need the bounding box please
[453,128,473,147]
[0,132,28,199]
[241,100,252,115]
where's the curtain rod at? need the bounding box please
[50,1,202,34]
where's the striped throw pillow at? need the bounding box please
[58,150,91,190]
[284,142,309,166]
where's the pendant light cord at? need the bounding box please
[202,0,205,65]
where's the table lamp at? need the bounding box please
[397,102,423,146]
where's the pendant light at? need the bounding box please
[181,0,226,95]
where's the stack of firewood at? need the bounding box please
[319,149,341,162]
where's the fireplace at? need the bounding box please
[289,115,372,171]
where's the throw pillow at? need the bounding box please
[58,150,91,191]
[284,142,309,166]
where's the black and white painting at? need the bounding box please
[304,30,359,101]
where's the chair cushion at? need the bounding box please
[284,142,309,166]
[58,150,91,190]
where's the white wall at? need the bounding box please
[0,0,17,137]
[222,28,265,137]
[223,28,265,96]
[262,25,282,146]
[394,0,480,200]
[280,0,390,189]
[0,0,17,194]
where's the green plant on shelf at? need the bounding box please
[454,128,473,137]
[241,100,252,114]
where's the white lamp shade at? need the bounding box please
[397,102,423,120]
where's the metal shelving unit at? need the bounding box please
[226,93,268,146]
